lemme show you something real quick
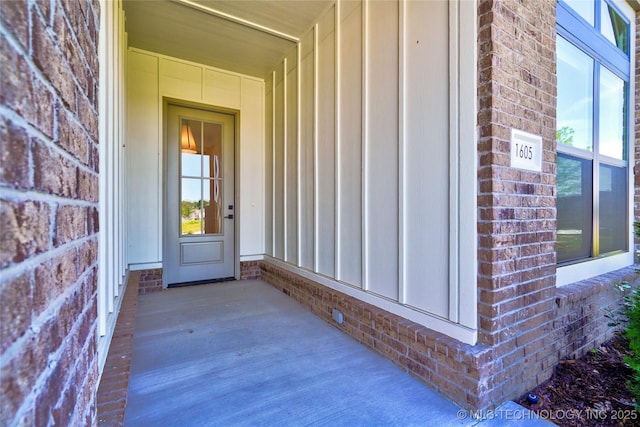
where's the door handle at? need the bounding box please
[224,214,234,219]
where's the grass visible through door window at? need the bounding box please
[181,219,202,235]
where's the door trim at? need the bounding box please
[162,97,241,286]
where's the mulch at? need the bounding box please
[516,335,639,426]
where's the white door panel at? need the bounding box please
[165,104,235,285]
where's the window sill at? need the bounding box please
[557,251,635,286]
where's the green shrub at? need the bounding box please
[625,222,640,407]
[603,222,640,406]
[626,289,640,408]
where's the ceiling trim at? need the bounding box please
[172,0,300,43]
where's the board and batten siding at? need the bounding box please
[265,0,477,343]
[299,29,315,270]
[126,48,265,270]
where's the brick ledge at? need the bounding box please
[555,265,639,307]
[96,271,140,426]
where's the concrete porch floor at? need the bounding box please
[124,280,552,426]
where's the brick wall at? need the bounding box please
[0,1,100,425]
[138,268,162,294]
[476,0,558,402]
[555,268,638,356]
[240,261,262,280]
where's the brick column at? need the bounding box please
[0,0,100,424]
[477,0,558,399]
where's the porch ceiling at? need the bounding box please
[122,0,332,79]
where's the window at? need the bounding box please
[556,0,633,274]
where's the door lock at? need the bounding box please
[224,214,234,219]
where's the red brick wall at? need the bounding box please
[240,261,262,280]
[477,0,558,401]
[555,268,637,354]
[138,268,162,294]
[0,1,100,425]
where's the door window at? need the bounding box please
[180,118,224,236]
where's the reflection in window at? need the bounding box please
[182,153,201,178]
[179,119,224,235]
[556,36,593,151]
[557,154,593,263]
[202,122,223,235]
[599,164,627,254]
[601,0,629,54]
[563,0,595,26]
[599,66,626,159]
[181,178,202,235]
[556,0,632,266]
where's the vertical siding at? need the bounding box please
[336,0,363,287]
[299,30,315,269]
[364,0,399,299]
[127,51,159,264]
[316,7,336,276]
[264,73,274,256]
[402,0,450,316]
[274,64,285,259]
[285,49,299,263]
[266,0,476,332]
[240,78,265,256]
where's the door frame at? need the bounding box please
[162,97,241,286]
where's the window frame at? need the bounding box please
[555,0,636,286]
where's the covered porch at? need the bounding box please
[97,277,551,426]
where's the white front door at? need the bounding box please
[164,104,235,285]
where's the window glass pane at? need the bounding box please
[557,153,593,263]
[556,37,594,152]
[599,164,627,254]
[181,178,202,235]
[181,152,201,177]
[599,66,626,160]
[563,0,595,26]
[202,122,223,235]
[202,122,222,179]
[600,0,629,54]
[203,179,223,235]
[181,119,201,177]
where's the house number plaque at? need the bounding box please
[510,128,542,172]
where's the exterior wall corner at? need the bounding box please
[0,0,102,423]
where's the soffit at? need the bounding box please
[123,0,332,79]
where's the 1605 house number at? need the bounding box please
[514,143,533,160]
[510,129,542,172]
